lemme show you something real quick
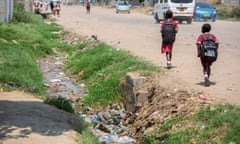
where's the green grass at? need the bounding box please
[78,130,99,144]
[143,104,240,144]
[64,43,160,107]
[44,97,74,113]
[0,42,44,94]
[216,5,240,20]
[0,2,65,96]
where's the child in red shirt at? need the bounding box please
[196,23,219,86]
[160,10,178,69]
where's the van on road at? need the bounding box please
[153,0,195,24]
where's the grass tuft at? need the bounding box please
[65,43,159,107]
[143,104,240,144]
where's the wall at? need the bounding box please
[0,0,14,23]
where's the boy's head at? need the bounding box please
[165,10,173,19]
[201,23,211,33]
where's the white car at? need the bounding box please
[115,1,131,14]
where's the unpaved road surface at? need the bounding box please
[55,5,240,106]
[0,91,80,144]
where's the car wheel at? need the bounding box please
[154,13,160,23]
[193,17,198,21]
[187,19,192,24]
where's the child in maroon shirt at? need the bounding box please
[196,23,219,86]
[160,10,178,69]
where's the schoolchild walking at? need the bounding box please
[160,10,178,69]
[196,23,219,86]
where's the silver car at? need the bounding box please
[116,1,131,14]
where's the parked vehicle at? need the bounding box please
[115,1,131,14]
[153,0,195,24]
[193,1,216,22]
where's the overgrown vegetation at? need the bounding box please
[216,5,240,20]
[143,104,240,144]
[63,43,159,107]
[44,97,74,113]
[0,2,62,95]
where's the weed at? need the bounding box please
[65,43,159,107]
[0,3,64,95]
[77,130,99,144]
[143,104,240,144]
[12,2,32,23]
[44,97,74,113]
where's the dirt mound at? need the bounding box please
[120,72,219,142]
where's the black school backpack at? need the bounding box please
[200,34,218,62]
[161,20,176,44]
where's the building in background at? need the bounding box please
[222,0,240,6]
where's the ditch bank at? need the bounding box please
[37,31,221,143]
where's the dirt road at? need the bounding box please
[55,5,240,106]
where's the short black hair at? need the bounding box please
[165,10,173,19]
[201,23,211,33]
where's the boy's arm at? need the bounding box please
[174,21,178,33]
[196,35,202,57]
[197,44,201,57]
[213,35,219,49]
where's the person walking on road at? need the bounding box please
[196,23,219,86]
[160,10,178,69]
[85,0,91,14]
[54,1,61,17]
[50,0,54,15]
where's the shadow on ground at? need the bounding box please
[0,99,81,141]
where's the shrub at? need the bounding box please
[44,97,74,113]
[232,7,240,18]
[12,2,31,23]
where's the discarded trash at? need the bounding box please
[49,79,61,82]
[78,71,84,77]
[98,135,112,143]
[200,124,206,130]
[111,135,136,144]
[198,94,207,100]
[98,135,136,144]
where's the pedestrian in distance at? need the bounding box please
[44,1,49,11]
[86,0,91,14]
[50,0,54,15]
[54,1,61,17]
[160,10,178,69]
[196,23,219,86]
